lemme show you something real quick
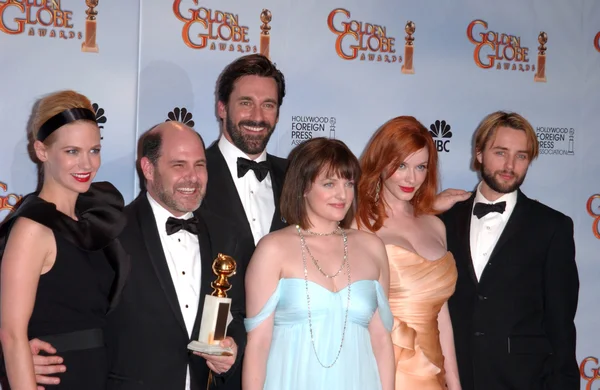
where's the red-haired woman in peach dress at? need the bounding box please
[355,116,462,390]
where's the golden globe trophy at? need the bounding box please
[401,21,415,74]
[534,31,547,82]
[187,254,236,356]
[260,9,272,59]
[81,0,99,53]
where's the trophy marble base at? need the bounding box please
[189,295,233,356]
[187,340,233,356]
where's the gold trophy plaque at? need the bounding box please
[401,21,415,74]
[187,254,236,356]
[260,9,272,59]
[534,31,547,82]
[81,0,99,53]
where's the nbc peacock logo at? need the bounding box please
[166,107,195,128]
[92,103,106,140]
[429,120,453,153]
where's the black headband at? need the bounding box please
[37,108,97,142]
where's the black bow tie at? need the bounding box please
[237,157,270,182]
[473,201,506,219]
[166,216,199,235]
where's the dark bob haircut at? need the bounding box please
[281,137,361,229]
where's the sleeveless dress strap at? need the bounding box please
[244,280,282,332]
[374,280,394,332]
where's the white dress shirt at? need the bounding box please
[218,136,275,245]
[469,183,518,280]
[147,193,202,390]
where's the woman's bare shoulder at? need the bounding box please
[420,214,446,240]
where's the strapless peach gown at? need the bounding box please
[386,245,458,390]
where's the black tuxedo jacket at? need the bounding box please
[202,142,289,249]
[105,193,254,390]
[440,190,579,390]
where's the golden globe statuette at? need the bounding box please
[81,0,99,53]
[187,254,236,356]
[534,31,547,82]
[401,21,415,74]
[260,9,272,59]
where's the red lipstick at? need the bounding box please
[72,173,91,183]
[400,186,415,193]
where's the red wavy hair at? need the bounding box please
[356,116,439,232]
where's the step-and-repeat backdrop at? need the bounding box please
[1,1,599,387]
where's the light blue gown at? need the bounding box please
[245,278,394,390]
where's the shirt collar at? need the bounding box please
[218,135,268,164]
[146,192,194,234]
[472,181,518,219]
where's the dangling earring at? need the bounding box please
[374,179,381,205]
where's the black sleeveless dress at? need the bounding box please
[0,182,130,389]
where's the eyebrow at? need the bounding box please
[491,146,528,154]
[238,96,277,104]
[61,144,101,149]
[168,159,206,164]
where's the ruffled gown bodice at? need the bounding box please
[386,245,458,389]
[0,182,129,389]
[245,278,393,390]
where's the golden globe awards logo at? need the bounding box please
[0,0,83,41]
[467,20,536,73]
[327,8,412,69]
[595,31,600,53]
[580,356,600,389]
[172,2,272,58]
[587,194,600,240]
[0,181,22,216]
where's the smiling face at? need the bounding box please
[304,169,355,227]
[477,126,530,199]
[35,120,101,194]
[141,124,207,216]
[382,147,429,203]
[218,75,279,159]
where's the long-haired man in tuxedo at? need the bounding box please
[439,111,579,390]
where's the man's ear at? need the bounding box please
[140,157,155,182]
[476,149,483,165]
[217,101,227,121]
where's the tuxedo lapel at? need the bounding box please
[135,195,187,333]
[456,195,479,286]
[479,191,529,284]
[268,154,286,232]
[191,213,215,339]
[206,145,253,237]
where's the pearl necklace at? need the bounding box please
[297,225,351,369]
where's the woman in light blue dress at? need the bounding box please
[243,138,395,390]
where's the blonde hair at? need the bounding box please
[473,111,539,170]
[31,90,95,145]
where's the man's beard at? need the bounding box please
[225,114,275,156]
[153,169,203,213]
[480,161,526,194]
